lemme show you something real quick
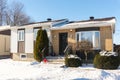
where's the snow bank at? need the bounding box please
[0,59,120,80]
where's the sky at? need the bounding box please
[8,0,120,44]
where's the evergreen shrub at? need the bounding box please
[34,29,49,62]
[93,54,119,69]
[65,55,82,67]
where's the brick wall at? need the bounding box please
[51,29,76,55]
[12,53,34,61]
[100,26,113,51]
[52,26,113,55]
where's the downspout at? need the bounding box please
[111,24,114,52]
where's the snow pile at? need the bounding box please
[99,51,118,56]
[0,59,120,80]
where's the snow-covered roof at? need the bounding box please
[51,17,116,33]
[10,19,68,29]
[0,25,11,31]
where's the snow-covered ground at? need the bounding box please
[0,59,120,80]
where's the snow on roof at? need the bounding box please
[10,19,68,29]
[21,19,68,26]
[0,25,11,31]
[51,17,116,33]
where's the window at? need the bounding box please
[20,54,27,60]
[76,31,100,49]
[34,28,40,40]
[81,32,92,43]
[18,30,24,41]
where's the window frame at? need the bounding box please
[18,30,25,41]
[76,31,100,49]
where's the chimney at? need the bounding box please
[90,16,94,20]
[47,18,52,21]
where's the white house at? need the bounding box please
[10,19,68,61]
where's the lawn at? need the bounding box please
[0,59,120,80]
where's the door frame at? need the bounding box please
[59,32,68,55]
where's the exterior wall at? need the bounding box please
[51,29,76,55]
[11,29,18,53]
[0,35,10,55]
[11,28,34,61]
[25,28,33,53]
[12,53,34,61]
[100,26,113,51]
[52,26,113,54]
[11,25,51,61]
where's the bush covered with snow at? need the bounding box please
[99,51,118,56]
[93,53,119,69]
[65,55,82,67]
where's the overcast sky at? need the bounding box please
[8,0,120,44]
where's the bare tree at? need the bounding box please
[5,1,31,26]
[76,40,93,65]
[0,0,7,26]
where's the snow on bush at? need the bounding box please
[94,51,120,69]
[67,54,81,60]
[99,50,118,56]
[65,54,82,67]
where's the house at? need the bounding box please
[10,17,116,61]
[51,17,116,56]
[10,19,68,61]
[0,26,11,58]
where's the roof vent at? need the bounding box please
[90,16,94,20]
[47,18,52,21]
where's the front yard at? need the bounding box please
[0,59,120,80]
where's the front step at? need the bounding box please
[46,56,65,64]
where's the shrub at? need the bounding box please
[65,55,82,67]
[42,30,49,56]
[93,54,119,69]
[34,29,49,62]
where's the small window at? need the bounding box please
[18,30,24,41]
[20,54,27,60]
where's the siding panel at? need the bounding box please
[25,28,33,53]
[11,29,18,53]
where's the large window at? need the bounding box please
[76,31,100,49]
[34,28,40,40]
[18,30,24,41]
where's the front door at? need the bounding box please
[59,33,68,55]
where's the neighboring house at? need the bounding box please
[0,26,11,57]
[10,19,68,61]
[51,17,116,56]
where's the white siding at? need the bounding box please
[11,29,18,53]
[25,28,33,53]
